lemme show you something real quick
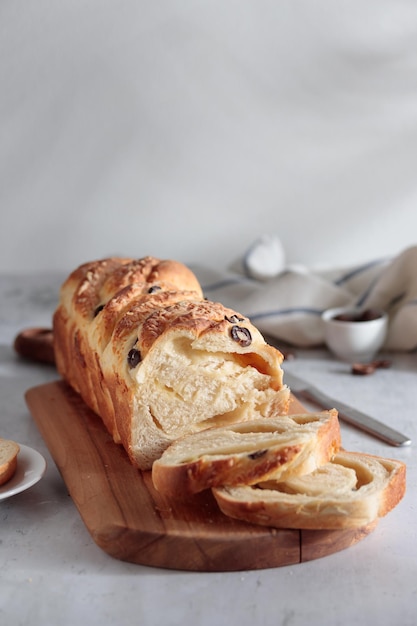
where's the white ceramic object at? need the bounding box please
[243,235,286,281]
[0,444,46,500]
[321,306,388,363]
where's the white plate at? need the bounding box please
[0,444,46,500]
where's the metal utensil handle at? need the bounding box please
[302,387,411,447]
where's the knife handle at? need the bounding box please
[301,388,411,447]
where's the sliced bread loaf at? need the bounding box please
[152,410,341,498]
[212,450,406,530]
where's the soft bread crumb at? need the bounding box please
[212,450,406,530]
[0,438,20,486]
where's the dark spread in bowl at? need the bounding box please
[332,309,383,323]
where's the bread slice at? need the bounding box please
[0,438,20,486]
[53,256,290,470]
[212,450,406,530]
[152,410,341,498]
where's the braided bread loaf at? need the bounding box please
[53,256,290,470]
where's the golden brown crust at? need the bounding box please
[53,256,205,445]
[350,451,407,518]
[136,299,276,362]
[109,291,202,352]
[53,256,290,469]
[154,441,302,500]
[96,284,197,350]
[101,258,203,304]
[65,258,130,320]
[59,256,203,321]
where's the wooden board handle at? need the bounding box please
[14,328,55,365]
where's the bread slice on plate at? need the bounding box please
[212,450,406,530]
[0,438,20,486]
[152,410,341,499]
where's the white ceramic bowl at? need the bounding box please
[321,306,388,363]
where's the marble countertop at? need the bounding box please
[1,274,416,626]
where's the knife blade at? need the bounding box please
[284,371,411,447]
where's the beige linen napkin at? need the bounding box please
[192,243,417,351]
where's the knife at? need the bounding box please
[284,371,411,447]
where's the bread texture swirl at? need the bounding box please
[212,450,406,529]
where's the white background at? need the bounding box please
[1,0,417,274]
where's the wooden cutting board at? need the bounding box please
[24,382,375,572]
[18,328,376,572]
